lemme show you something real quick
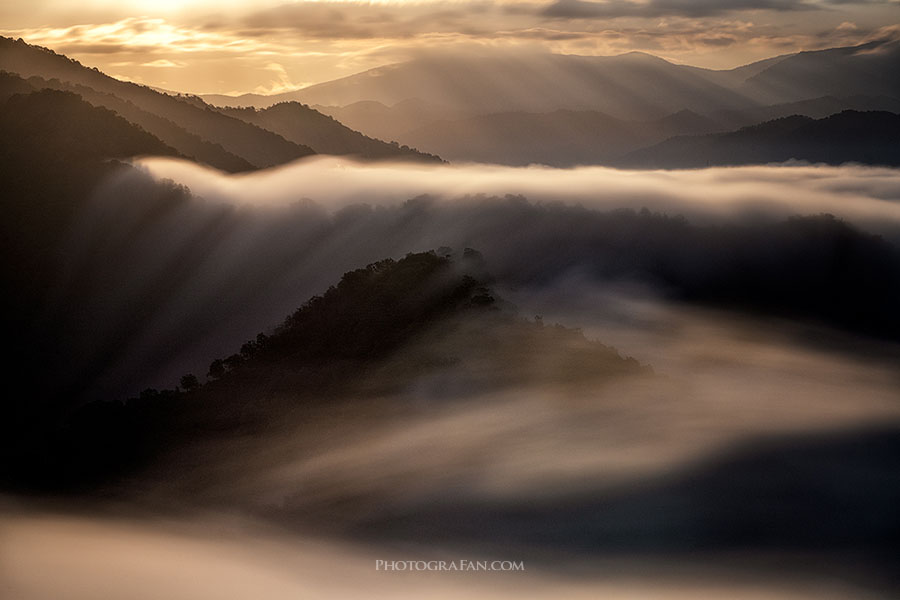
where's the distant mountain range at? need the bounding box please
[226,40,900,117]
[618,110,900,168]
[204,49,759,118]
[2,35,899,169]
[396,108,721,166]
[0,36,440,170]
[198,40,900,167]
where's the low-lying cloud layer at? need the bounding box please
[6,276,900,598]
[7,156,900,600]
[140,158,900,233]
[34,158,898,402]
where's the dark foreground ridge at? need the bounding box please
[1,251,645,493]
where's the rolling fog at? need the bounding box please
[42,157,900,399]
[7,158,900,599]
[5,290,900,599]
[6,288,900,598]
[139,157,900,230]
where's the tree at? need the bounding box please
[207,359,225,380]
[179,373,200,392]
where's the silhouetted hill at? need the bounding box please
[0,36,314,169]
[0,86,189,445]
[0,86,180,272]
[8,72,255,172]
[2,251,646,491]
[619,110,900,168]
[709,94,900,131]
[170,250,643,431]
[0,85,181,247]
[304,200,900,344]
[400,108,721,166]
[0,88,179,162]
[217,101,442,163]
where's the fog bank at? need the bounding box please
[38,159,900,399]
[138,157,900,234]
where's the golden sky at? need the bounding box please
[2,0,898,95]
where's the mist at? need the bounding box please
[6,156,900,598]
[35,158,899,400]
[4,288,900,598]
[7,511,885,600]
[138,157,900,233]
[5,25,900,600]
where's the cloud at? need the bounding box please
[140,59,185,68]
[1,1,895,92]
[134,158,900,232]
[542,0,818,19]
[253,62,303,94]
[2,17,269,56]
[697,35,738,46]
[238,2,515,41]
[12,159,900,596]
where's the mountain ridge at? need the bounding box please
[397,107,722,166]
[619,110,900,168]
[0,36,314,169]
[0,37,445,168]
[216,101,442,163]
[198,40,899,117]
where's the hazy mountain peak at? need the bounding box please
[614,50,674,64]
